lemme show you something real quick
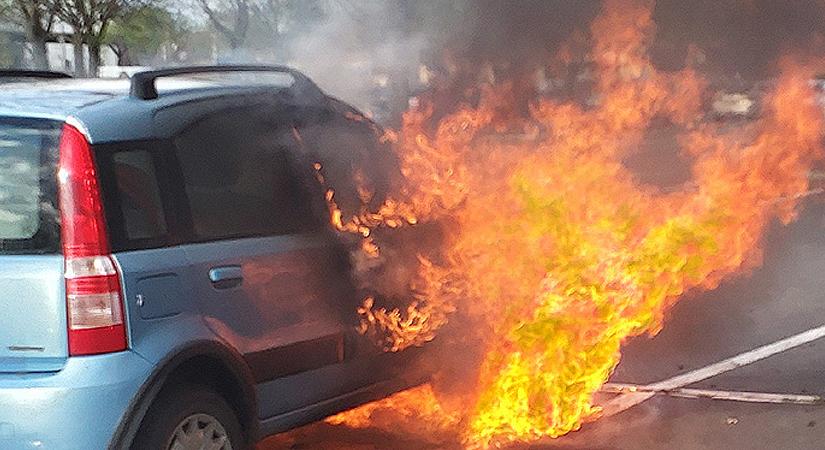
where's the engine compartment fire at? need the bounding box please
[313,0,825,447]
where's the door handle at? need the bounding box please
[208,265,243,288]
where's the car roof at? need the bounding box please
[0,76,328,143]
[0,78,241,118]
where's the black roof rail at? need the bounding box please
[0,69,72,80]
[129,65,325,102]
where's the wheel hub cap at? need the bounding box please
[167,413,232,450]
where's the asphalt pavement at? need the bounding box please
[260,198,825,450]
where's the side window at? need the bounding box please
[174,106,320,242]
[111,150,168,242]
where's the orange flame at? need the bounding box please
[326,0,825,447]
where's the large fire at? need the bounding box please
[322,0,825,447]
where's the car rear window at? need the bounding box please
[0,118,61,254]
[94,140,177,252]
[111,150,168,241]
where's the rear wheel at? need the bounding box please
[132,384,245,450]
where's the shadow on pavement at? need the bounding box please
[258,422,464,450]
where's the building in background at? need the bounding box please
[0,21,26,68]
[45,22,116,75]
[0,19,116,76]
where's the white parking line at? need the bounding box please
[599,323,825,417]
[602,383,822,405]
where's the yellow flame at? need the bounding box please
[325,0,825,447]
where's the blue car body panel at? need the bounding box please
[0,351,153,450]
[0,255,67,372]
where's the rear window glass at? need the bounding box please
[111,150,168,241]
[0,118,60,254]
[96,141,175,252]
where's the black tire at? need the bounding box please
[131,384,245,450]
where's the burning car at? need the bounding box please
[0,65,434,450]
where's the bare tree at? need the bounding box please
[196,0,343,57]
[197,0,249,49]
[2,0,60,69]
[249,0,279,38]
[48,0,143,76]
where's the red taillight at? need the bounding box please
[58,124,126,356]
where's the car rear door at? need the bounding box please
[167,99,392,418]
[0,117,67,373]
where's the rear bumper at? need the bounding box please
[0,350,153,450]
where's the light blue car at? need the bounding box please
[0,66,430,450]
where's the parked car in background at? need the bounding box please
[0,66,430,450]
[710,91,757,120]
